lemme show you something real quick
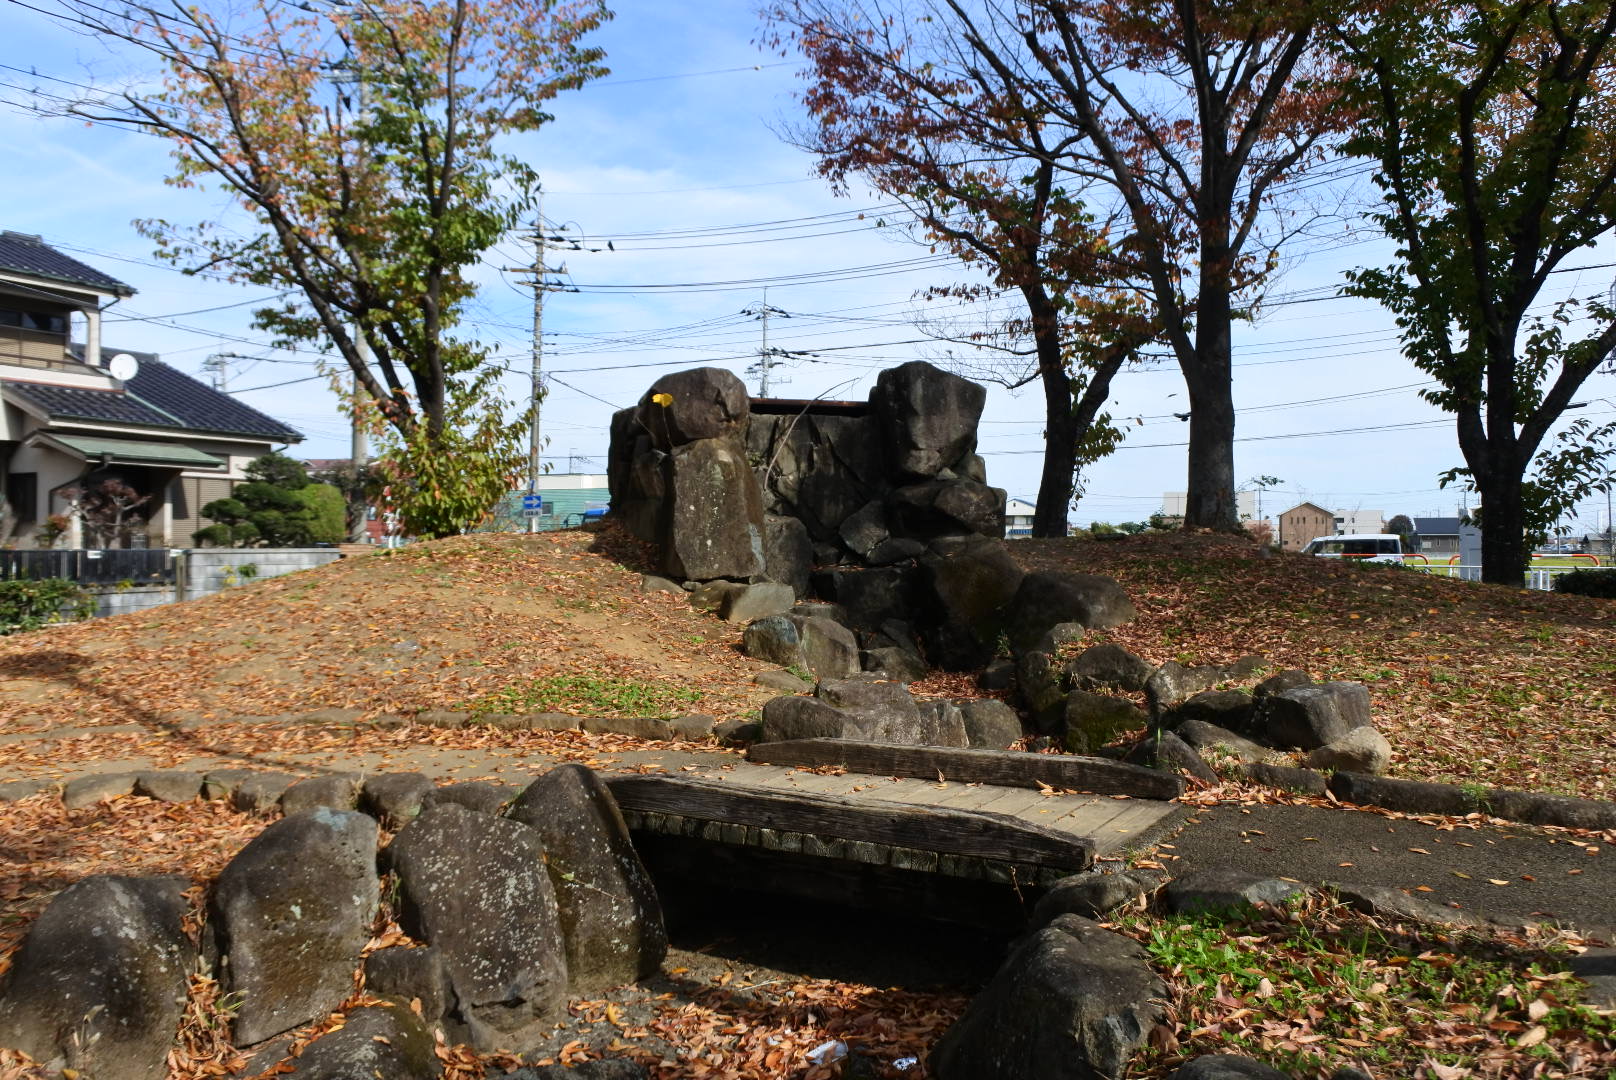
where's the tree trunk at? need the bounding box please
[1028,287,1075,538]
[1477,469,1528,585]
[1182,286,1239,532]
[1032,370,1076,538]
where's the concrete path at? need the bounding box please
[1152,802,1614,937]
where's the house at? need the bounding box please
[1005,497,1036,537]
[1411,517,1463,556]
[0,231,302,547]
[1277,502,1334,552]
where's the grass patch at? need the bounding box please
[461,672,702,718]
[1119,895,1615,1077]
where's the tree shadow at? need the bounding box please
[0,649,345,775]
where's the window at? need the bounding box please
[6,472,37,524]
[0,307,68,334]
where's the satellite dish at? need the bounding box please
[108,353,139,381]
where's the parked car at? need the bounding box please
[1301,533,1404,564]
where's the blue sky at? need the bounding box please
[3,0,1614,533]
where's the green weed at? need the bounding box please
[461,672,701,718]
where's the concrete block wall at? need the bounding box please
[177,549,343,601]
[90,585,176,618]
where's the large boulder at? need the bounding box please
[863,645,929,683]
[213,809,380,1046]
[1005,571,1136,654]
[1253,682,1373,750]
[364,946,452,1025]
[916,535,1024,670]
[916,699,971,748]
[361,772,435,829]
[761,514,812,597]
[956,698,1024,749]
[1164,870,1311,915]
[506,766,667,995]
[637,367,749,449]
[1144,661,1231,716]
[284,1004,437,1080]
[1063,691,1147,754]
[930,914,1164,1080]
[795,615,860,680]
[279,772,363,816]
[1016,649,1069,731]
[1174,720,1270,764]
[0,876,194,1080]
[741,615,804,669]
[1066,644,1154,694]
[1304,726,1392,775]
[869,361,987,479]
[817,566,919,631]
[663,434,767,581]
[718,582,795,624]
[1030,871,1161,928]
[838,500,891,560]
[388,804,569,1051]
[1167,690,1256,733]
[817,677,928,744]
[888,480,1007,539]
[759,695,850,742]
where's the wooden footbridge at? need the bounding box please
[605,741,1187,922]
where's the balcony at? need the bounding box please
[0,327,81,373]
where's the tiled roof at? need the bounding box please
[1413,517,1464,534]
[0,232,133,297]
[123,352,302,441]
[8,349,302,442]
[4,379,174,427]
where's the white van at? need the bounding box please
[1301,533,1404,564]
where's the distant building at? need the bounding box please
[1411,517,1464,556]
[1005,497,1036,537]
[1334,509,1385,535]
[1162,490,1257,520]
[1277,502,1334,552]
[484,473,611,532]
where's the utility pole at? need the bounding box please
[743,293,790,396]
[504,190,568,532]
[202,353,230,391]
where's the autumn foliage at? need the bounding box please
[58,0,611,536]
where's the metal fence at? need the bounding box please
[0,548,177,585]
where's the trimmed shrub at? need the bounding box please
[0,579,93,634]
[1554,568,1616,598]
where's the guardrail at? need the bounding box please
[1408,562,1597,590]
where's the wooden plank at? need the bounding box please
[746,740,1182,800]
[923,783,996,809]
[1031,798,1136,836]
[744,771,812,790]
[606,774,1093,871]
[854,780,951,806]
[974,787,1064,818]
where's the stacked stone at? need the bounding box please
[608,361,1008,587]
[0,766,664,1079]
[609,361,1021,680]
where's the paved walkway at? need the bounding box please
[1152,803,1614,937]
